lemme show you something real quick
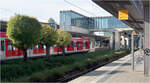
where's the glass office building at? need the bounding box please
[60,10,129,30]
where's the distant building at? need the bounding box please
[48,18,58,30]
[0,21,7,32]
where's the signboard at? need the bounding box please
[118,10,128,20]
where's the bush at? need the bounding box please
[1,49,129,82]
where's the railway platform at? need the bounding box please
[69,50,150,83]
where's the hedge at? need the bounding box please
[1,49,129,82]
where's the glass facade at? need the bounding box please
[91,17,128,29]
[60,10,129,30]
[0,21,7,32]
[60,10,94,30]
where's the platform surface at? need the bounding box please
[69,51,150,83]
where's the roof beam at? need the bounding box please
[97,1,131,5]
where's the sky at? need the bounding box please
[0,0,112,24]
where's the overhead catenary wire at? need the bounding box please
[89,0,108,15]
[64,0,112,17]
[64,0,97,16]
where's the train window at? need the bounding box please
[7,41,13,51]
[82,42,85,47]
[42,45,46,49]
[35,45,39,49]
[85,42,88,46]
[1,40,4,51]
[76,42,79,47]
[67,45,70,48]
[44,45,46,49]
[7,41,11,45]
[8,45,12,51]
[13,46,16,50]
[53,45,57,48]
[80,42,83,47]
[71,42,74,47]
[77,42,82,47]
[74,42,76,47]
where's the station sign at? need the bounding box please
[118,10,128,20]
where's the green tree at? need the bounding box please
[40,24,58,59]
[7,15,42,62]
[48,18,56,29]
[56,29,72,56]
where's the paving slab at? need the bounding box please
[69,52,150,83]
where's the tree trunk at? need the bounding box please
[23,49,27,62]
[46,45,50,60]
[62,47,65,56]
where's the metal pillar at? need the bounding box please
[109,32,114,49]
[121,36,125,48]
[113,32,115,49]
[115,31,120,50]
[144,7,150,76]
[89,37,96,52]
[131,34,134,71]
[139,34,142,49]
[125,37,129,49]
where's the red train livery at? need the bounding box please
[0,32,90,60]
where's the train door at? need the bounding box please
[53,45,62,53]
[5,39,23,57]
[67,41,74,52]
[0,39,5,59]
[76,41,83,50]
[85,41,90,49]
[73,40,77,52]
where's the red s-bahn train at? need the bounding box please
[0,32,90,61]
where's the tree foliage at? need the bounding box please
[40,24,58,58]
[56,29,72,47]
[40,24,58,46]
[56,29,72,55]
[48,18,56,29]
[7,15,42,62]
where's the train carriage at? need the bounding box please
[0,32,90,61]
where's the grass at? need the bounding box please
[1,49,130,82]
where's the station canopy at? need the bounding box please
[92,0,149,33]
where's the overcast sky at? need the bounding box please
[0,0,112,23]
